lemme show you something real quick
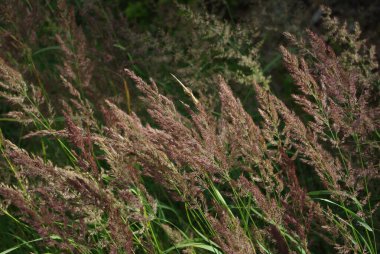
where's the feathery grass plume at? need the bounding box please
[0,0,44,67]
[279,29,379,253]
[320,6,379,77]
[53,1,99,131]
[122,70,323,253]
[0,57,52,125]
[122,70,264,252]
[281,30,379,182]
[253,81,333,251]
[175,4,268,89]
[98,99,198,204]
[206,203,256,254]
[55,0,94,89]
[0,138,139,252]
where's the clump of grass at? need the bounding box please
[0,1,379,254]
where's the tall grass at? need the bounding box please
[0,1,379,253]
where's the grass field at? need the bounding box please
[0,1,379,253]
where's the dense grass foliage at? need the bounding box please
[0,1,379,253]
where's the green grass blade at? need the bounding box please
[0,237,43,254]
